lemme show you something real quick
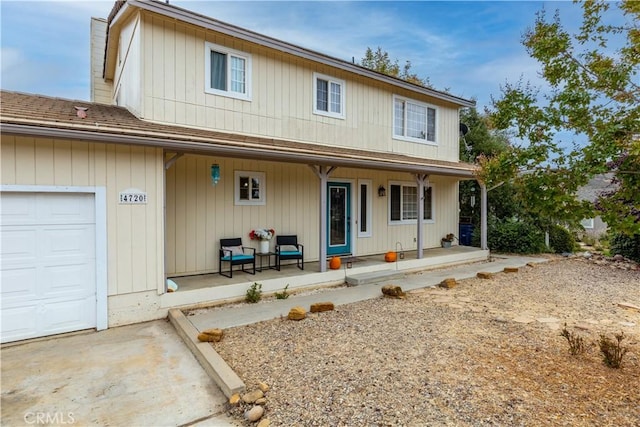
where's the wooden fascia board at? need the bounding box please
[1,122,476,178]
[104,2,136,80]
[127,0,475,108]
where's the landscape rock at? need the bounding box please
[310,302,335,312]
[617,302,640,312]
[229,393,241,405]
[439,278,457,289]
[197,328,224,342]
[258,382,270,392]
[381,285,406,298]
[476,272,493,279]
[255,398,267,405]
[245,405,264,422]
[242,390,264,404]
[257,419,271,427]
[503,267,519,273]
[288,306,306,321]
[613,254,624,261]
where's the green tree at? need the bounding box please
[360,46,431,87]
[487,0,639,236]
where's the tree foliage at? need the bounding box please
[361,46,431,88]
[486,0,639,236]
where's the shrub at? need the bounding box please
[610,233,640,262]
[549,224,576,253]
[275,284,290,300]
[473,219,545,254]
[245,282,262,303]
[560,324,586,356]
[598,332,629,369]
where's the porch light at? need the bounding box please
[378,185,386,197]
[211,163,221,186]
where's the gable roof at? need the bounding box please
[104,0,475,109]
[0,90,477,177]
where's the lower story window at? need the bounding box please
[235,171,265,205]
[389,183,433,223]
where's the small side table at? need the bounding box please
[255,252,274,272]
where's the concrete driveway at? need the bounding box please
[1,320,236,426]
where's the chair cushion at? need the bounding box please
[280,245,299,252]
[221,254,254,261]
[280,250,302,256]
[222,245,244,256]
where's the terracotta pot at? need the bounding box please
[384,251,397,262]
[329,256,341,269]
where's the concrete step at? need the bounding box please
[346,269,405,286]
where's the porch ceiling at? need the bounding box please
[0,90,477,178]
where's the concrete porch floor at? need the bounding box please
[161,246,489,310]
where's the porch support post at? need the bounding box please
[480,182,488,250]
[309,165,337,272]
[414,174,429,259]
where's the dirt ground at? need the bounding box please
[216,256,640,426]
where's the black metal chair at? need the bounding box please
[275,235,304,271]
[219,238,255,278]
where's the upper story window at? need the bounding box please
[389,182,434,224]
[313,73,345,119]
[205,42,252,101]
[393,95,436,144]
[235,171,265,206]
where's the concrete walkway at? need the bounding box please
[1,320,237,427]
[178,255,548,399]
[189,254,548,330]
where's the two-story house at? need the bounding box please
[0,0,488,343]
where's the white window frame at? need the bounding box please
[392,95,437,145]
[357,179,372,237]
[313,72,345,119]
[205,42,252,101]
[388,181,435,225]
[234,171,265,206]
[580,218,595,229]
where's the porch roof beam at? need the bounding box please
[1,124,476,178]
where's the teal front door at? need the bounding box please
[327,182,351,255]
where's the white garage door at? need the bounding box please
[1,192,97,343]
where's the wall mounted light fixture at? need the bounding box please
[378,185,386,197]
[211,163,220,186]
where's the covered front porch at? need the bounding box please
[161,246,489,310]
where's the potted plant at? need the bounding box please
[250,228,275,253]
[441,233,456,248]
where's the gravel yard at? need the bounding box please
[215,257,640,426]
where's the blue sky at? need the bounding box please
[1,0,587,112]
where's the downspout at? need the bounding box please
[309,165,337,272]
[415,174,429,259]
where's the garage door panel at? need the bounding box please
[0,228,38,262]
[42,297,96,334]
[42,226,95,259]
[1,304,39,342]
[43,263,95,298]
[37,193,94,224]
[0,267,38,303]
[0,193,37,225]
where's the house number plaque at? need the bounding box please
[119,188,147,204]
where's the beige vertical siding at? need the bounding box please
[1,135,164,297]
[90,18,114,104]
[165,154,461,276]
[135,12,462,163]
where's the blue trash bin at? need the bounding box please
[459,223,473,246]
